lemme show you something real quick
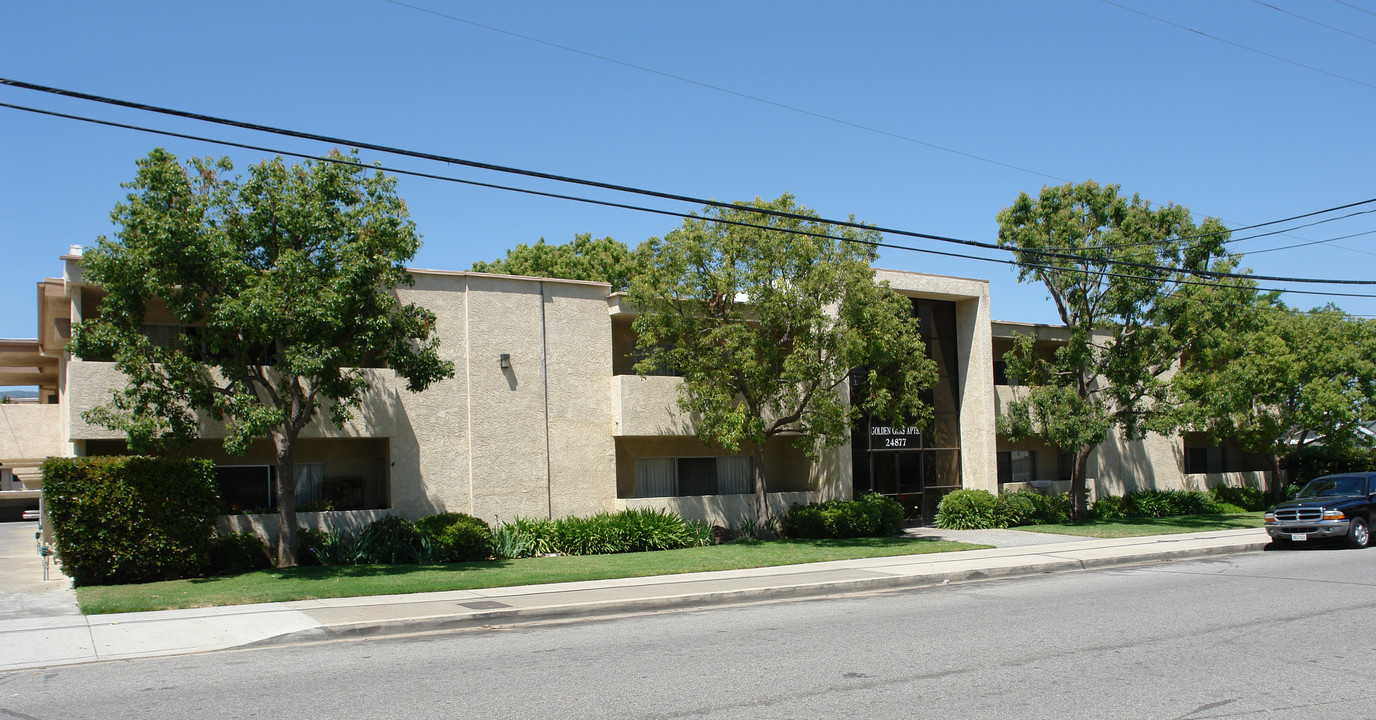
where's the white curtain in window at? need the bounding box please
[716,456,752,495]
[635,458,676,498]
[1010,450,1035,484]
[295,463,326,504]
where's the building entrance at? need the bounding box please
[850,298,962,524]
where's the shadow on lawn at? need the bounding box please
[186,558,518,584]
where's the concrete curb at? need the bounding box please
[249,535,1271,649]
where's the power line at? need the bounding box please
[1332,0,1376,19]
[1243,227,1376,255]
[1010,197,1376,253]
[380,0,1069,183]
[1248,0,1376,45]
[1099,0,1376,91]
[385,0,1356,252]
[4,78,1373,288]
[5,99,1375,302]
[392,0,1358,249]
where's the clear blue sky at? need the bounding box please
[3,1,1374,344]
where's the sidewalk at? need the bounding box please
[0,526,1270,672]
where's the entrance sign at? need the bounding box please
[869,424,922,450]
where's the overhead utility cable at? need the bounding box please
[380,0,1068,183]
[1037,202,1376,253]
[1247,0,1376,45]
[1099,0,1376,91]
[4,100,1374,302]
[3,78,1372,288]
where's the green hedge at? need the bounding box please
[934,489,1072,529]
[42,456,221,586]
[414,512,494,562]
[281,509,710,566]
[780,494,905,539]
[934,489,1003,529]
[498,509,710,557]
[1090,489,1227,520]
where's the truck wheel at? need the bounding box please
[1346,517,1370,549]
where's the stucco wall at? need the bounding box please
[613,374,696,436]
[875,269,998,494]
[217,509,394,546]
[0,404,64,486]
[619,491,816,526]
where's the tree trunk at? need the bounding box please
[1268,453,1286,503]
[1070,443,1092,521]
[273,430,299,568]
[753,441,772,538]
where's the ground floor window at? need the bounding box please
[1184,445,1224,474]
[634,456,752,497]
[997,450,1037,484]
[215,462,326,512]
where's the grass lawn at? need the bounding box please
[1015,512,1265,539]
[76,536,987,615]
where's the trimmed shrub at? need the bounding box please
[208,531,272,575]
[415,512,494,562]
[42,456,221,586]
[1093,489,1233,519]
[996,490,1070,527]
[358,515,423,564]
[857,493,905,536]
[934,489,1005,529]
[1211,502,1247,514]
[1208,485,1268,512]
[782,494,907,539]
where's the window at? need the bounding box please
[634,456,753,497]
[997,450,1036,484]
[993,360,1009,386]
[215,462,326,511]
[1184,446,1223,474]
[629,341,683,377]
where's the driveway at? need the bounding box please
[0,520,80,617]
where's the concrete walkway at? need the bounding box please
[0,521,80,618]
[0,525,1271,672]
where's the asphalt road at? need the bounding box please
[3,545,1374,719]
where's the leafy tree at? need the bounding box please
[995,180,1234,519]
[69,148,455,567]
[629,194,937,532]
[1174,299,1376,498]
[471,233,637,291]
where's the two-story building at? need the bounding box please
[0,249,1268,529]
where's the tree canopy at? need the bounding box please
[628,194,936,530]
[470,233,637,291]
[995,180,1235,518]
[1173,298,1376,496]
[69,148,455,566]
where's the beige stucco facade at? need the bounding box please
[1,249,1266,528]
[991,321,1269,498]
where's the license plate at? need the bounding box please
[1290,533,1308,541]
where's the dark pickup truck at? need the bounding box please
[1265,472,1376,548]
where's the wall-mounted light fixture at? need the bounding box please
[499,353,511,369]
